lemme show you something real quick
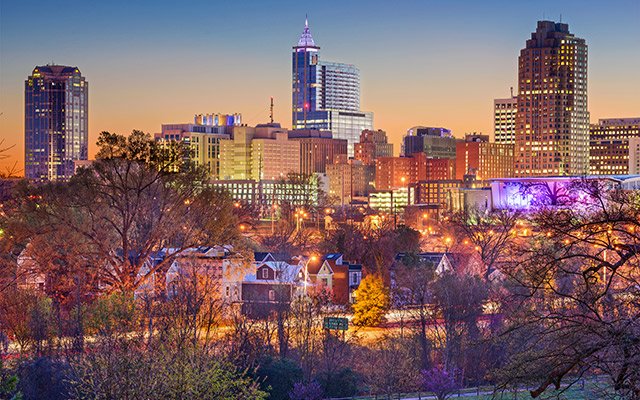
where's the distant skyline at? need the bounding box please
[1,0,639,174]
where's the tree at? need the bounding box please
[352,274,389,327]
[448,207,521,280]
[430,272,488,375]
[496,178,640,398]
[289,380,322,400]
[420,366,460,400]
[12,130,240,294]
[256,357,302,400]
[393,253,436,369]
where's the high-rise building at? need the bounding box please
[494,95,518,145]
[589,118,640,175]
[402,126,458,159]
[25,65,88,181]
[456,134,514,180]
[354,129,394,166]
[292,18,373,156]
[514,21,589,177]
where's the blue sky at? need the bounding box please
[1,0,639,169]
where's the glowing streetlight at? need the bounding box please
[304,256,318,296]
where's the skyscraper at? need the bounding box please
[292,18,373,156]
[514,21,589,177]
[25,65,88,181]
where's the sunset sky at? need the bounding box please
[1,0,639,174]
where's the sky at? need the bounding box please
[1,0,639,174]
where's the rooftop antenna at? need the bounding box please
[560,14,562,23]
[510,86,514,97]
[270,96,274,123]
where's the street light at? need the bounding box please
[304,256,317,296]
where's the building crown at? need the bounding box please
[295,17,319,50]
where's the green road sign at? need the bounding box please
[323,316,348,331]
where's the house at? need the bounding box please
[222,252,308,317]
[306,253,362,305]
[165,246,230,298]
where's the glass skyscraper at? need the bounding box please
[292,18,373,156]
[25,65,88,181]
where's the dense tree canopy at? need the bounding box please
[9,130,240,295]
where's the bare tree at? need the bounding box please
[497,178,640,398]
[447,207,521,280]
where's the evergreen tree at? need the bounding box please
[352,275,389,327]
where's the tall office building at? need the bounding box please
[514,21,589,177]
[292,18,373,156]
[494,95,518,145]
[25,65,88,181]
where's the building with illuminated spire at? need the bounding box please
[292,18,373,156]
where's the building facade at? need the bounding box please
[219,124,300,181]
[589,118,640,175]
[327,157,374,205]
[403,126,458,159]
[354,129,394,166]
[292,18,373,156]
[494,95,518,145]
[456,134,514,180]
[288,129,347,174]
[25,65,88,181]
[155,114,237,179]
[514,21,589,177]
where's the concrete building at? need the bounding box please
[25,65,88,181]
[494,95,518,145]
[403,126,458,159]
[155,114,236,179]
[288,129,348,174]
[326,156,374,205]
[589,118,640,175]
[375,153,456,191]
[456,134,514,180]
[292,18,373,156]
[219,123,300,181]
[514,21,589,177]
[354,129,394,166]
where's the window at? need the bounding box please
[269,290,275,301]
[226,285,230,297]
[262,268,269,279]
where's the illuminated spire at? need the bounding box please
[296,16,318,49]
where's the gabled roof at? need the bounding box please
[254,252,291,263]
